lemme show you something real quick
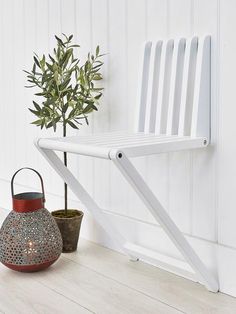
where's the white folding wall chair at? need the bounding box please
[35,35,219,292]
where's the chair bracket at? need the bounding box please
[36,141,219,292]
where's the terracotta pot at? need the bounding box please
[51,210,84,253]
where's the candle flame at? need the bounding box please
[28,241,33,248]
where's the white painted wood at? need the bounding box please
[37,138,111,159]
[218,244,236,298]
[12,0,25,173]
[48,0,61,39]
[2,0,236,298]
[108,0,130,216]
[191,36,211,139]
[67,239,236,314]
[36,31,213,291]
[121,137,207,157]
[36,135,216,291]
[145,41,162,134]
[97,208,218,276]
[0,208,184,314]
[166,38,186,136]
[46,0,65,201]
[218,0,236,249]
[35,143,129,254]
[61,0,75,35]
[127,0,148,222]
[124,242,195,279]
[136,35,210,140]
[1,0,17,181]
[191,0,218,242]
[168,151,192,233]
[127,0,147,131]
[110,151,218,292]
[35,0,58,200]
[38,134,207,158]
[22,0,39,189]
[155,40,174,135]
[74,0,94,202]
[91,0,110,213]
[145,0,169,224]
[178,37,198,136]
[33,257,182,314]
[0,263,90,314]
[60,0,79,203]
[136,41,152,132]
[168,0,193,237]
[0,201,234,314]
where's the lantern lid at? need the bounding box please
[11,168,46,213]
[13,192,45,213]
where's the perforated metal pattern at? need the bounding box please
[0,208,62,265]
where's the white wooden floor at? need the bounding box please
[0,239,236,314]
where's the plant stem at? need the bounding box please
[63,123,68,216]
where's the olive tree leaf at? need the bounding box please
[33,101,41,111]
[25,33,104,134]
[67,120,78,129]
[33,56,41,68]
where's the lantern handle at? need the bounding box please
[11,167,45,202]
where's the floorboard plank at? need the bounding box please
[1,208,236,314]
[0,264,92,314]
[30,257,182,314]
[64,238,236,314]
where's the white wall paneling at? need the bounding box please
[218,0,236,249]
[75,0,94,201]
[126,0,148,223]
[92,0,110,212]
[168,0,192,234]
[1,0,236,296]
[1,1,17,181]
[192,0,218,242]
[145,0,169,225]
[108,0,129,216]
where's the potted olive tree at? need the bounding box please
[25,34,104,252]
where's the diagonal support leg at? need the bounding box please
[35,143,133,257]
[109,149,219,292]
[35,139,218,292]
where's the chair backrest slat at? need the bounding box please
[191,36,211,138]
[135,42,152,133]
[178,37,198,136]
[166,38,186,135]
[135,36,210,140]
[155,40,174,135]
[144,41,162,134]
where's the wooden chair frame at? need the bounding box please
[35,35,219,292]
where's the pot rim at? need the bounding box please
[51,209,84,219]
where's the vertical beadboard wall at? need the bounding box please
[0,0,236,296]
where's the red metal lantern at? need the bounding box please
[0,168,62,272]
